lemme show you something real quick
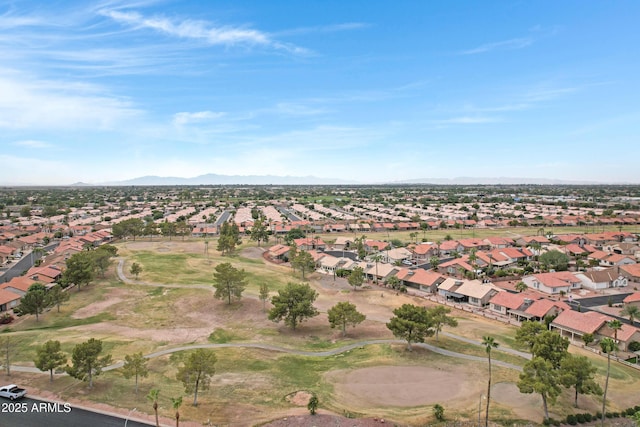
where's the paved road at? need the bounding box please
[0,397,152,427]
[213,210,231,227]
[324,250,358,261]
[275,206,300,222]
[0,242,58,283]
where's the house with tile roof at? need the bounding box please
[0,288,21,312]
[455,280,502,307]
[575,267,628,290]
[550,310,611,342]
[438,258,475,278]
[488,291,529,316]
[522,272,582,295]
[396,268,445,293]
[623,292,640,308]
[0,276,38,296]
[620,264,640,282]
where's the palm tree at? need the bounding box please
[621,305,640,326]
[482,336,499,427]
[371,253,383,285]
[599,338,618,427]
[170,396,183,427]
[468,248,478,279]
[515,281,528,293]
[607,319,622,344]
[147,388,160,427]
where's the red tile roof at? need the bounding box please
[551,310,611,335]
[489,292,527,310]
[623,292,640,303]
[525,299,571,318]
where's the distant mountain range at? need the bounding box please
[392,177,610,185]
[99,173,358,186]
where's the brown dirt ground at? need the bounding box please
[263,413,404,427]
[72,287,144,319]
[285,390,313,406]
[327,365,467,407]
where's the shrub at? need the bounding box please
[566,414,577,425]
[583,413,593,422]
[606,412,613,418]
[628,341,640,352]
[626,408,636,416]
[575,413,585,423]
[595,411,602,420]
[433,403,445,422]
[553,419,561,426]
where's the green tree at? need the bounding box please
[531,330,569,369]
[48,284,70,313]
[582,332,595,346]
[327,301,366,336]
[61,251,95,291]
[371,253,383,284]
[130,262,143,279]
[429,255,440,271]
[170,395,183,427]
[433,403,445,421]
[34,340,66,383]
[429,305,458,342]
[518,357,561,421]
[212,262,247,305]
[147,388,160,427]
[122,352,149,395]
[515,321,546,350]
[559,354,602,408]
[307,394,319,415]
[143,222,159,241]
[160,221,177,241]
[90,245,117,277]
[259,283,270,312]
[386,304,434,351]
[515,281,528,293]
[482,336,499,427]
[250,218,269,247]
[607,319,623,343]
[217,222,241,255]
[268,282,319,330]
[288,242,298,269]
[539,250,570,271]
[292,250,316,280]
[65,338,113,389]
[176,348,217,406]
[16,283,51,321]
[599,337,618,426]
[621,305,640,326]
[347,266,365,290]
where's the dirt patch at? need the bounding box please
[328,365,467,407]
[263,414,400,427]
[72,288,143,319]
[240,246,266,259]
[491,382,545,420]
[286,390,313,406]
[63,321,212,344]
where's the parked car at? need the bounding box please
[0,384,27,400]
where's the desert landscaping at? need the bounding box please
[3,235,640,426]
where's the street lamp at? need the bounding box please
[124,407,137,427]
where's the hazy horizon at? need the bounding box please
[2,1,639,185]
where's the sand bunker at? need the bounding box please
[329,365,468,407]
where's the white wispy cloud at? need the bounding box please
[12,140,53,148]
[461,37,533,55]
[275,22,370,37]
[0,68,141,130]
[172,111,226,126]
[100,9,308,54]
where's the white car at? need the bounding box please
[0,384,27,400]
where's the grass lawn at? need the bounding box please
[4,237,640,425]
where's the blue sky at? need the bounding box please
[1,0,639,185]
